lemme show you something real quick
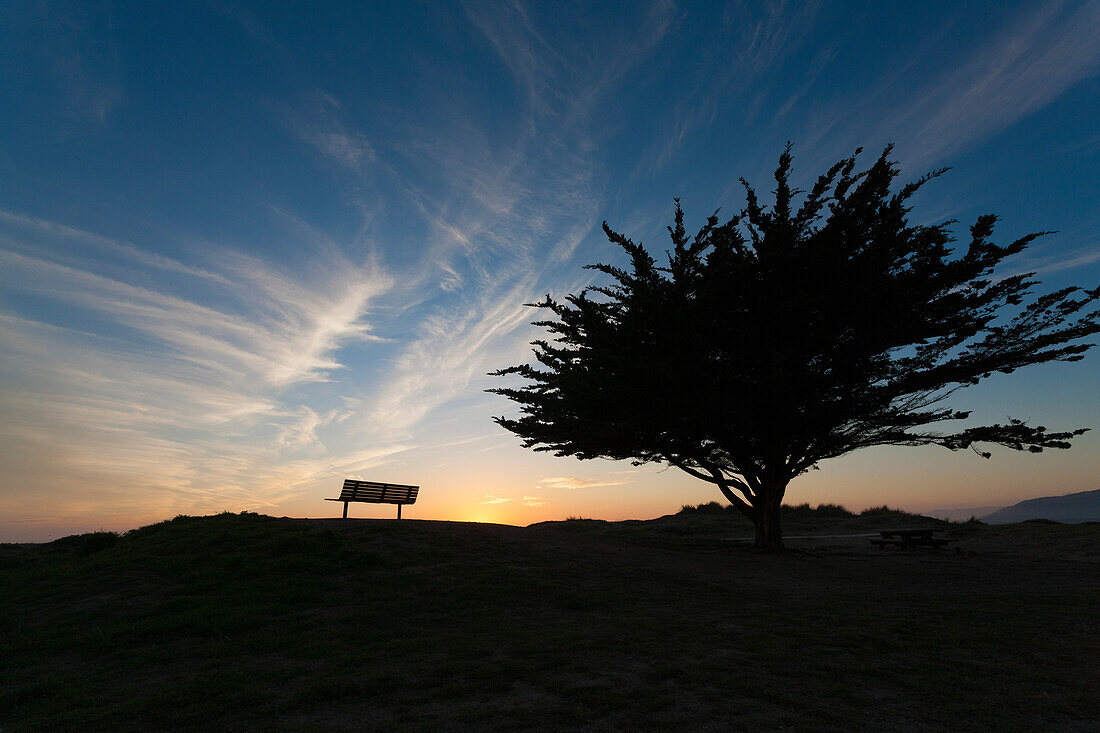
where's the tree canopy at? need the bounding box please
[490,146,1100,549]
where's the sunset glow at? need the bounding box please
[2,2,1098,541]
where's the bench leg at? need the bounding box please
[397,504,402,520]
[343,501,348,519]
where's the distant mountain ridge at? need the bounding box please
[924,506,1004,522]
[980,489,1100,524]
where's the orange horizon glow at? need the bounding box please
[4,434,1097,543]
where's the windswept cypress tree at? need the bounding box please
[490,146,1099,550]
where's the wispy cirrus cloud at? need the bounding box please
[889,0,1100,167]
[633,0,824,177]
[211,0,288,59]
[31,4,124,131]
[725,0,825,80]
[463,0,678,133]
[0,212,397,534]
[334,3,663,452]
[481,494,510,504]
[336,2,683,455]
[802,0,1100,171]
[1029,247,1100,274]
[283,90,375,170]
[0,248,386,387]
[999,237,1100,279]
[460,0,560,117]
[539,472,636,490]
[0,209,230,284]
[358,271,549,440]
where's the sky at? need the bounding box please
[1,1,1098,541]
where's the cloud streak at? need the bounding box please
[0,213,396,531]
[0,248,387,387]
[538,473,635,490]
[633,0,823,177]
[802,0,1100,170]
[33,4,125,131]
[284,91,375,170]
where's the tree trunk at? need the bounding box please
[753,504,783,550]
[752,479,787,551]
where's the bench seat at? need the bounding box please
[326,479,419,518]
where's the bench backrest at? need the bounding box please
[338,479,419,505]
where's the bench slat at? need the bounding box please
[330,479,419,505]
[342,480,418,490]
[325,490,415,501]
[336,493,417,500]
[336,487,418,498]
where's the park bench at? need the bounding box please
[870,528,958,549]
[326,479,419,519]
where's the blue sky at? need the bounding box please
[2,1,1098,540]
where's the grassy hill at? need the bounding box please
[3,511,1098,730]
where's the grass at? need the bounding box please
[2,510,1098,730]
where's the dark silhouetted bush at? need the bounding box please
[49,531,119,557]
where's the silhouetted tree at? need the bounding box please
[490,146,1100,550]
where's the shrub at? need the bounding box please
[678,501,736,515]
[49,531,119,557]
[860,505,897,516]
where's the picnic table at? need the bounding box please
[870,528,958,550]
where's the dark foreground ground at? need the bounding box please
[2,511,1098,731]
